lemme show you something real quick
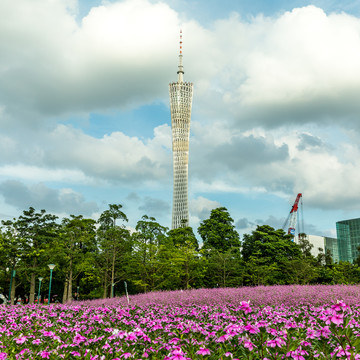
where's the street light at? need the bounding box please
[38,277,43,304]
[47,264,56,305]
[111,283,115,298]
[77,286,79,300]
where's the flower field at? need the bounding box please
[1,285,360,359]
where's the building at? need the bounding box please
[294,234,338,262]
[336,217,360,263]
[324,236,339,263]
[299,235,339,262]
[169,31,193,229]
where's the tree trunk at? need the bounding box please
[223,258,226,287]
[11,277,16,305]
[62,277,68,304]
[67,258,73,302]
[29,257,38,304]
[111,245,116,297]
[185,259,189,289]
[29,272,36,304]
[103,270,108,299]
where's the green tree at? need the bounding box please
[168,226,198,249]
[242,225,303,285]
[54,215,97,302]
[2,208,59,304]
[98,204,130,298]
[0,225,23,303]
[297,234,314,259]
[130,215,168,292]
[198,207,240,252]
[204,248,243,288]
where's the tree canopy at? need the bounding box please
[1,205,359,303]
[198,207,240,252]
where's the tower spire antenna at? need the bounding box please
[177,29,184,83]
[179,29,182,54]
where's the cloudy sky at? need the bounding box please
[1,0,360,238]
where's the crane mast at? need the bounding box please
[285,193,302,237]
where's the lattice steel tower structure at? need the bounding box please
[169,30,193,229]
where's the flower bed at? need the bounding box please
[1,285,360,359]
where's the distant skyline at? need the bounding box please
[1,0,360,238]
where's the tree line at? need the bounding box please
[1,205,360,304]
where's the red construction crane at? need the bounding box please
[283,193,303,239]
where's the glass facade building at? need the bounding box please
[336,218,360,263]
[324,237,339,263]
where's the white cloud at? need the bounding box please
[189,196,221,221]
[0,180,98,215]
[1,0,360,229]
[0,122,172,185]
[0,165,88,184]
[0,0,187,120]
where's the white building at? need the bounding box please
[296,234,339,263]
[169,31,193,229]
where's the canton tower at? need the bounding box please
[169,30,193,229]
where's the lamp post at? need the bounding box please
[77,286,79,300]
[38,277,43,304]
[47,264,56,305]
[8,268,16,305]
[111,283,115,298]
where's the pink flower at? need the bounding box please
[14,335,27,344]
[73,334,87,344]
[42,331,55,337]
[239,301,252,314]
[170,350,187,360]
[121,353,133,359]
[316,326,331,338]
[170,356,187,360]
[40,351,51,359]
[71,351,81,357]
[244,324,259,334]
[243,339,256,351]
[330,313,344,326]
[287,352,305,360]
[32,339,42,345]
[0,353,7,360]
[196,348,211,355]
[216,334,230,342]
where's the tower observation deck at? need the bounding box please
[169,30,193,229]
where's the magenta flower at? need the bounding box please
[243,339,256,351]
[71,351,81,357]
[40,351,51,359]
[330,313,344,325]
[196,348,211,355]
[73,334,87,344]
[121,353,133,359]
[42,331,55,337]
[267,337,286,348]
[216,334,230,342]
[14,335,27,344]
[0,353,7,360]
[170,355,187,360]
[239,301,252,314]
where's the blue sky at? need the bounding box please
[1,0,360,239]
